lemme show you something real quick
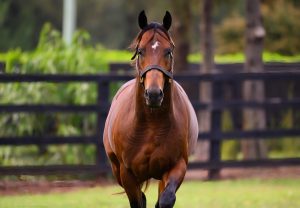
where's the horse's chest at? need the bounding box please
[126,133,183,180]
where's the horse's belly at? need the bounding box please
[149,154,178,179]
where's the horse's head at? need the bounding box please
[131,11,174,108]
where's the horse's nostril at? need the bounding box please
[145,88,164,103]
[144,89,150,99]
[145,88,163,100]
[159,90,164,98]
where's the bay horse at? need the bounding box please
[103,10,198,208]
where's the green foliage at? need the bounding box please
[1,0,300,55]
[215,0,300,55]
[220,108,300,160]
[268,109,300,158]
[0,0,65,51]
[3,23,108,74]
[0,23,134,168]
[221,111,240,160]
[0,0,37,51]
[215,13,245,54]
[0,24,120,167]
[262,0,300,55]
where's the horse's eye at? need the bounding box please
[138,48,144,56]
[165,49,173,59]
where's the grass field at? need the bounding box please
[1,179,300,208]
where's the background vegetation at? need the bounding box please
[1,24,300,170]
[1,0,300,55]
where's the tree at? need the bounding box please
[197,0,215,175]
[170,1,200,102]
[171,1,191,74]
[0,0,62,51]
[242,0,268,159]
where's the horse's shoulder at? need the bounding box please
[108,79,135,119]
[113,79,135,101]
[173,81,198,155]
[105,79,136,152]
[173,81,189,102]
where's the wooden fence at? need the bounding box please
[1,62,300,177]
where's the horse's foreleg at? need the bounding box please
[155,180,165,208]
[157,158,187,208]
[120,164,146,208]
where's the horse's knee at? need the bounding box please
[158,188,176,208]
[129,192,146,208]
[120,165,146,208]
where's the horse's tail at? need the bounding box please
[112,179,151,195]
[112,191,126,195]
[112,180,150,195]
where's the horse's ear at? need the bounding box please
[163,11,172,31]
[138,10,148,30]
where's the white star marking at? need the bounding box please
[151,41,160,50]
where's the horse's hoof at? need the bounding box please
[159,190,176,208]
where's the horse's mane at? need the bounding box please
[130,22,175,61]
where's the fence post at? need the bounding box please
[0,62,5,73]
[208,80,222,179]
[96,80,110,171]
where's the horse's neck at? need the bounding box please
[135,79,173,121]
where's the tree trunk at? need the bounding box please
[242,0,268,159]
[201,0,215,73]
[171,0,190,74]
[196,0,215,162]
[171,1,198,101]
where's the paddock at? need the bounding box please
[1,168,300,208]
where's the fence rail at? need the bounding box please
[1,63,300,177]
[2,70,300,82]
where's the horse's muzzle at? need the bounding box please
[144,88,164,108]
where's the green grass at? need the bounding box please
[102,50,300,63]
[1,179,300,208]
[188,52,300,63]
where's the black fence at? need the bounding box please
[1,62,300,177]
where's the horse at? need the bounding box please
[103,10,198,208]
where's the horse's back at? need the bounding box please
[173,81,198,155]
